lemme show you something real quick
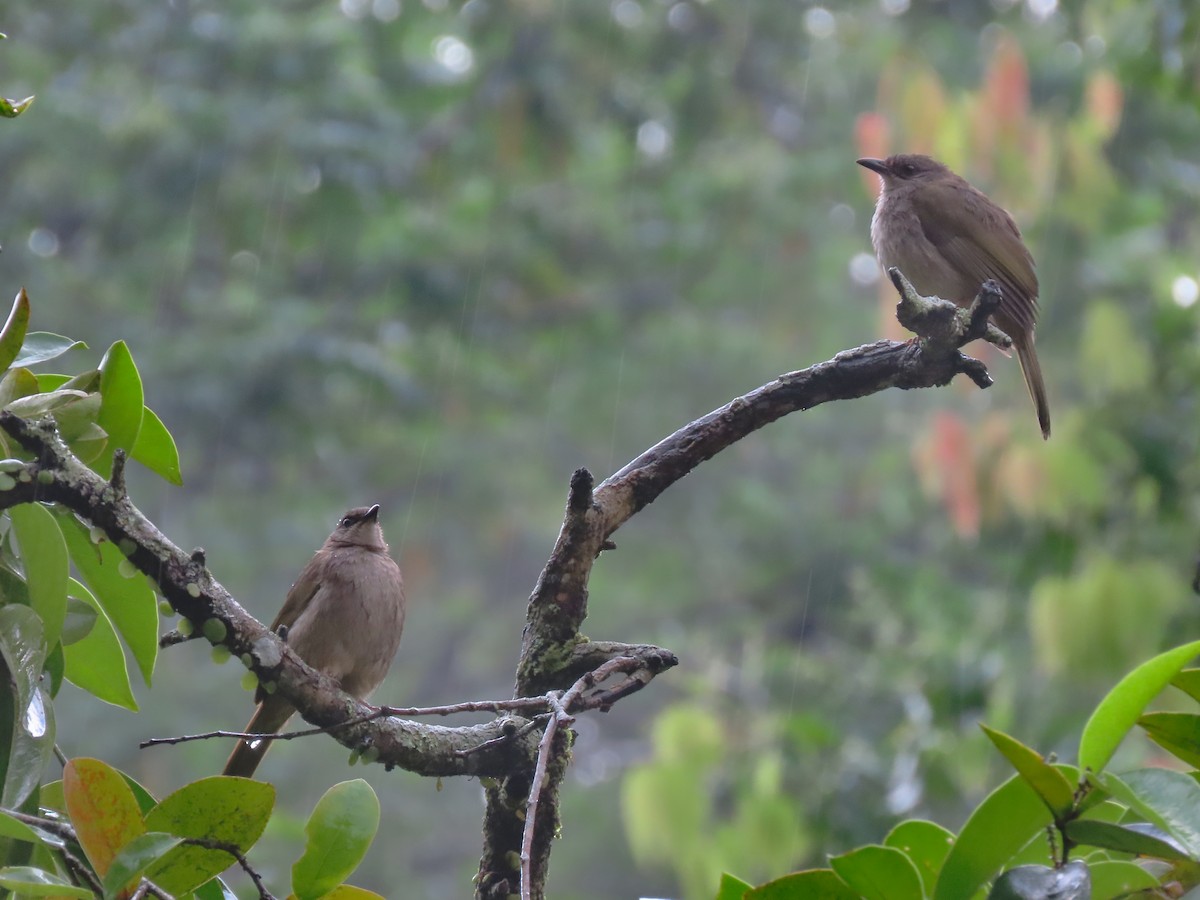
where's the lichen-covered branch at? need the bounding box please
[485,274,1004,898]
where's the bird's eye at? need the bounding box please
[339,516,355,527]
[899,163,916,176]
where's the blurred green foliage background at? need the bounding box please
[2,0,1200,897]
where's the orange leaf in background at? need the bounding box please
[1086,70,1124,140]
[63,757,146,894]
[854,111,890,197]
[913,412,980,539]
[985,33,1030,132]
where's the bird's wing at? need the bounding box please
[269,553,323,633]
[910,182,1039,333]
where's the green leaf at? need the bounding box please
[716,872,753,900]
[0,367,38,408]
[0,606,54,809]
[39,368,99,394]
[13,333,85,368]
[194,876,238,899]
[933,766,1077,900]
[1085,859,1161,896]
[5,389,90,418]
[316,887,386,899]
[130,406,182,485]
[828,845,922,900]
[51,508,157,687]
[0,95,34,118]
[1065,818,1189,860]
[43,642,63,698]
[101,832,183,900]
[143,776,275,895]
[883,819,954,894]
[1079,640,1200,774]
[1172,669,1200,704]
[0,865,92,897]
[980,724,1075,818]
[54,393,107,464]
[745,869,859,899]
[61,595,98,646]
[62,758,146,879]
[292,779,380,900]
[0,810,39,843]
[0,289,31,373]
[1139,712,1200,769]
[9,503,69,649]
[1098,768,1200,858]
[61,578,136,710]
[95,341,144,478]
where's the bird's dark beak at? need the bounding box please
[856,157,889,176]
[364,504,381,521]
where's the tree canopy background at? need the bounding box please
[2,1,1199,896]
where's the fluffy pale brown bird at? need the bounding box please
[223,504,406,778]
[858,153,1050,439]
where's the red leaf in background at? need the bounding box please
[985,33,1030,133]
[913,413,980,539]
[854,112,890,197]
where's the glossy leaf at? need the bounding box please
[988,860,1088,900]
[9,503,69,649]
[1079,640,1200,775]
[829,844,922,900]
[129,406,182,485]
[0,865,92,897]
[981,724,1075,818]
[61,578,136,710]
[1139,712,1200,769]
[6,389,91,418]
[12,333,86,368]
[51,508,157,687]
[1099,768,1200,858]
[143,776,275,895]
[0,289,31,373]
[933,767,1076,900]
[62,758,146,878]
[883,819,955,893]
[0,95,34,118]
[745,869,858,899]
[0,606,54,809]
[1065,818,1189,860]
[1086,859,1160,896]
[0,367,38,408]
[95,341,144,478]
[292,779,380,900]
[102,832,183,900]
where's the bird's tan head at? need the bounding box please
[857,154,950,188]
[327,504,388,550]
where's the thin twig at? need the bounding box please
[521,692,567,900]
[142,697,560,750]
[518,657,646,900]
[183,838,277,900]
